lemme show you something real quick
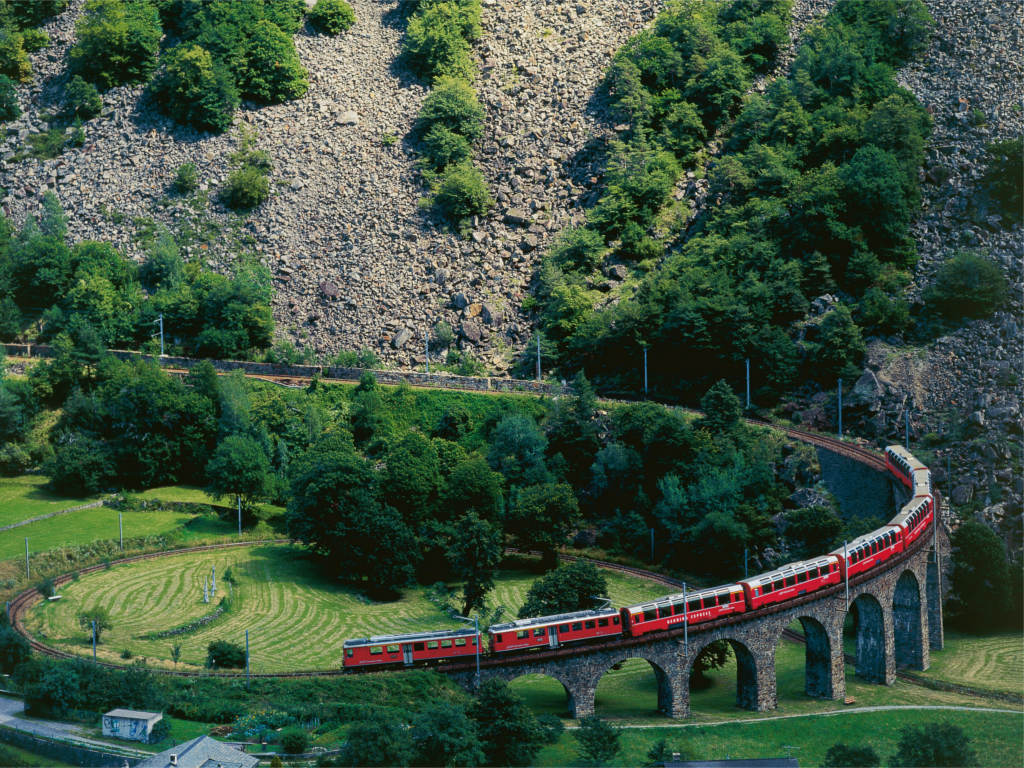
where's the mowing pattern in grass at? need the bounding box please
[135,486,285,517]
[915,631,1024,695]
[0,475,100,528]
[25,545,669,672]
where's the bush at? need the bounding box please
[0,28,31,82]
[280,726,309,754]
[421,123,472,169]
[65,75,102,119]
[308,0,355,35]
[431,162,492,224]
[36,577,56,598]
[417,75,484,142]
[330,348,380,368]
[20,29,50,52]
[236,18,307,103]
[982,137,1022,223]
[0,74,19,121]
[69,0,162,90]
[889,722,978,767]
[206,639,246,669]
[402,0,481,81]
[924,251,1007,320]
[173,162,199,194]
[0,626,31,674]
[151,44,239,133]
[824,743,880,767]
[149,717,170,744]
[221,165,270,210]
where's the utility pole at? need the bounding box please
[92,620,97,661]
[212,565,216,597]
[155,314,165,357]
[245,629,250,689]
[535,334,541,382]
[649,528,655,562]
[744,547,748,579]
[204,576,209,604]
[643,345,648,397]
[844,541,849,610]
[838,379,843,439]
[24,538,29,579]
[905,408,911,450]
[237,495,242,537]
[424,327,429,373]
[455,614,480,687]
[119,512,123,551]
[745,358,751,409]
[682,582,688,656]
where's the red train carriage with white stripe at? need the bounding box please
[831,525,904,581]
[886,445,928,490]
[488,608,620,652]
[889,495,934,547]
[621,584,746,637]
[738,555,841,611]
[343,628,480,668]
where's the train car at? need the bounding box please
[738,555,841,611]
[621,584,746,638]
[489,608,620,653]
[885,445,927,489]
[343,627,480,669]
[830,525,903,581]
[889,495,933,548]
[912,467,932,499]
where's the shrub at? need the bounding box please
[173,162,199,194]
[0,28,31,82]
[421,123,472,169]
[20,29,50,52]
[0,626,31,674]
[431,162,492,224]
[65,75,102,119]
[206,639,246,669]
[982,137,1022,223]
[221,165,270,210]
[924,251,1007,320]
[120,648,133,659]
[0,75,19,121]
[3,0,69,29]
[308,0,355,35]
[417,75,484,141]
[69,0,162,90]
[280,727,309,754]
[236,18,308,103]
[889,722,978,767]
[151,44,239,133]
[402,0,481,81]
[148,717,170,744]
[330,348,380,368]
[822,743,880,767]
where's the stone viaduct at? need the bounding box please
[448,521,944,719]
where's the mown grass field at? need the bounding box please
[25,544,669,672]
[0,475,100,528]
[533,709,1023,767]
[914,630,1024,695]
[134,486,285,518]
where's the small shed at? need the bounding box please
[101,709,164,743]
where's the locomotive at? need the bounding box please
[342,445,933,669]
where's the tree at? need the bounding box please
[691,640,732,688]
[889,722,978,767]
[170,643,181,668]
[410,703,484,767]
[383,431,441,524]
[151,44,239,132]
[69,0,162,90]
[815,304,865,381]
[0,626,30,673]
[447,512,503,616]
[432,163,493,225]
[280,727,308,754]
[924,251,1008,320]
[416,76,484,141]
[236,18,307,103]
[443,455,503,521]
[573,716,620,765]
[0,74,19,121]
[823,743,880,767]
[206,640,245,669]
[487,413,549,488]
[517,560,608,619]
[342,715,413,767]
[505,483,580,569]
[699,379,742,432]
[947,519,1011,632]
[205,434,272,516]
[77,607,112,643]
[65,75,102,119]
[783,506,843,559]
[0,29,31,82]
[470,679,544,767]
[982,137,1022,224]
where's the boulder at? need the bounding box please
[392,327,412,349]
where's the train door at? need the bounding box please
[548,626,559,649]
[402,644,414,666]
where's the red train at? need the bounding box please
[342,444,934,670]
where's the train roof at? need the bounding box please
[625,583,742,612]
[489,607,618,632]
[739,555,839,587]
[343,627,478,648]
[886,445,927,471]
[829,525,902,557]
[890,495,932,523]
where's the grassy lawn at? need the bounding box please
[134,486,285,518]
[912,630,1024,695]
[24,544,669,672]
[0,475,101,528]
[0,741,78,767]
[534,709,1024,767]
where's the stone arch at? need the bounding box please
[592,654,682,718]
[893,569,926,670]
[788,615,838,699]
[504,670,579,717]
[847,592,892,683]
[687,636,771,712]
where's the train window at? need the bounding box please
[598,618,609,627]
[613,616,620,625]
[807,567,818,579]
[493,634,502,643]
[414,643,425,651]
[472,638,477,646]
[455,638,466,647]
[387,645,399,653]
[345,649,353,657]
[643,609,658,622]
[687,600,701,613]
[572,622,582,631]
[585,621,596,629]
[427,641,439,649]
[797,571,807,583]
[441,640,452,648]
[370,647,383,655]
[534,628,546,637]
[517,631,529,639]
[762,583,772,594]
[560,624,570,632]
[773,579,784,591]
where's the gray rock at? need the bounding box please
[460,319,483,343]
[481,303,498,325]
[338,111,360,126]
[951,484,974,506]
[392,327,412,349]
[451,292,468,310]
[606,264,628,281]
[504,208,530,226]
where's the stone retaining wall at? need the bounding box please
[0,725,144,768]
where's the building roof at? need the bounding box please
[104,709,163,721]
[664,758,799,768]
[135,736,259,768]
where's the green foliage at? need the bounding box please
[65,75,102,119]
[341,715,414,766]
[417,76,484,142]
[237,18,308,102]
[783,506,843,559]
[982,137,1022,224]
[77,606,112,642]
[69,0,162,91]
[470,679,544,767]
[280,726,309,754]
[889,722,978,767]
[19,28,48,52]
[517,560,608,619]
[505,482,579,567]
[947,519,1011,632]
[2,0,69,30]
[0,28,31,82]
[0,74,19,121]
[446,511,502,615]
[699,379,742,431]
[148,717,171,744]
[308,0,355,36]
[421,124,472,169]
[573,715,621,765]
[206,639,246,669]
[823,743,880,767]
[331,347,381,368]
[409,703,484,767]
[174,162,199,194]
[151,44,239,133]
[0,625,31,673]
[924,251,1008,321]
[36,577,56,598]
[431,162,493,224]
[205,434,273,513]
[402,0,481,81]
[222,164,270,210]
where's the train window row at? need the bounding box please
[357,636,477,656]
[645,591,738,619]
[762,564,829,593]
[501,616,618,641]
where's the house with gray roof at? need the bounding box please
[134,736,258,768]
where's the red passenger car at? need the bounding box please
[886,445,927,489]
[738,556,841,611]
[621,584,746,638]
[889,495,933,547]
[489,608,620,653]
[830,526,904,581]
[342,628,480,669]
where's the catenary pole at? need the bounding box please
[425,327,429,373]
[535,334,541,381]
[905,408,910,450]
[682,582,688,656]
[92,620,97,661]
[745,358,750,409]
[237,495,242,537]
[246,629,250,689]
[119,512,123,550]
[838,379,843,439]
[844,541,849,610]
[24,538,29,579]
[643,346,648,397]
